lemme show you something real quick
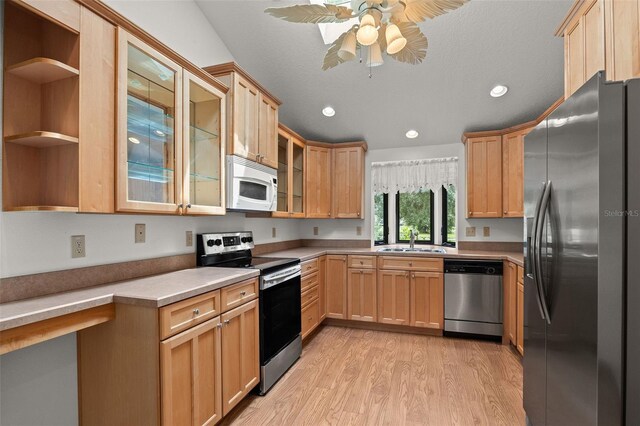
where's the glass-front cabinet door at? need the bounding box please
[117,29,182,213]
[273,125,305,218]
[275,130,289,216]
[182,71,225,215]
[291,137,305,217]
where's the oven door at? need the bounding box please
[259,265,301,364]
[227,156,277,211]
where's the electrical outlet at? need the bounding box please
[313,226,319,236]
[135,223,146,243]
[272,227,277,238]
[186,231,193,247]
[71,235,85,258]
[465,226,476,237]
[356,226,362,236]
[483,226,491,237]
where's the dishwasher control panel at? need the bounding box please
[444,260,503,275]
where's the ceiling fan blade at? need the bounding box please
[389,22,428,64]
[265,4,354,24]
[392,0,468,23]
[322,30,353,71]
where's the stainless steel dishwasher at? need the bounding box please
[444,259,503,337]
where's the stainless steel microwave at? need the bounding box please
[226,155,277,211]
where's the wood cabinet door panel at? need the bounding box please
[466,136,502,218]
[301,298,320,339]
[221,299,259,415]
[584,0,605,81]
[318,256,327,320]
[301,257,319,276]
[377,270,410,325]
[347,269,377,322]
[232,75,259,162]
[605,0,640,82]
[517,282,524,355]
[325,255,347,319]
[410,272,443,329]
[258,94,278,169]
[502,131,525,217]
[220,277,258,313]
[160,316,222,426]
[504,261,517,345]
[566,19,585,98]
[332,146,363,218]
[305,145,332,218]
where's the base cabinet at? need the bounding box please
[318,256,327,321]
[326,255,347,319]
[410,272,444,329]
[505,261,517,345]
[347,268,377,322]
[161,317,222,426]
[221,299,260,415]
[377,270,411,325]
[517,282,524,355]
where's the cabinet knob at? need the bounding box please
[216,323,223,329]
[357,212,360,217]
[240,290,246,296]
[178,203,184,208]
[409,262,413,266]
[224,319,230,325]
[186,203,192,208]
[504,211,507,214]
[412,273,415,279]
[360,270,363,274]
[193,308,200,315]
[360,261,363,265]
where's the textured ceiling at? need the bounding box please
[196,0,572,150]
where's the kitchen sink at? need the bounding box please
[377,247,446,254]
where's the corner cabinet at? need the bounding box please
[116,29,226,215]
[466,136,503,218]
[2,1,115,213]
[204,62,281,169]
[273,124,305,218]
[305,144,332,218]
[332,145,364,218]
[502,129,527,217]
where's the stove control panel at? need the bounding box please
[198,231,254,255]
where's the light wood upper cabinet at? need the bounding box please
[221,298,260,415]
[347,268,377,322]
[410,272,443,329]
[326,255,348,319]
[332,146,365,218]
[160,316,222,426]
[502,130,526,218]
[274,124,305,218]
[305,144,332,218]
[2,2,115,213]
[377,269,411,325]
[117,30,226,215]
[205,62,281,168]
[466,136,503,218]
[559,0,638,98]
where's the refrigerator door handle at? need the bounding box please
[535,180,553,325]
[529,182,548,321]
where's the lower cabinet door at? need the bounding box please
[517,282,524,355]
[347,268,377,322]
[507,262,517,345]
[301,298,320,339]
[160,316,222,426]
[377,269,410,325]
[326,255,347,319]
[221,299,260,415]
[410,272,443,329]
[318,255,327,321]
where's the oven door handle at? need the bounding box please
[261,265,301,290]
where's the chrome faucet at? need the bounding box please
[409,230,417,249]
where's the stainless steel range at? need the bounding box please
[197,231,301,395]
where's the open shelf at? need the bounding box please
[7,57,79,84]
[5,131,79,148]
[5,205,79,212]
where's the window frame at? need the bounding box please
[395,190,435,245]
[441,185,456,247]
[373,193,389,245]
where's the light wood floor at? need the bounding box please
[221,325,525,426]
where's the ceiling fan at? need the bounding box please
[265,0,469,71]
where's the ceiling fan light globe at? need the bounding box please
[367,42,384,67]
[386,24,407,55]
[338,31,357,61]
[356,13,378,46]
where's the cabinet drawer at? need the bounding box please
[301,285,319,308]
[220,278,259,313]
[301,271,319,293]
[517,265,524,283]
[348,255,376,269]
[301,298,320,339]
[301,258,319,276]
[377,256,443,272]
[159,290,221,339]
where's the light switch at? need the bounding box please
[483,227,491,237]
[313,226,319,236]
[272,227,277,238]
[186,231,193,247]
[465,227,476,237]
[356,226,362,236]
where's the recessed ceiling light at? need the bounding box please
[322,106,335,117]
[128,137,141,144]
[490,85,509,98]
[154,129,165,137]
[405,130,419,139]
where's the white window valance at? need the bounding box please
[372,157,458,194]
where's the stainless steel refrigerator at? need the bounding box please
[523,73,639,426]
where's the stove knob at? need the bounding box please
[214,239,222,246]
[248,237,253,243]
[206,239,215,247]
[241,237,247,243]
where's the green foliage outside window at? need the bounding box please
[398,191,432,242]
[445,185,456,242]
[374,193,386,242]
